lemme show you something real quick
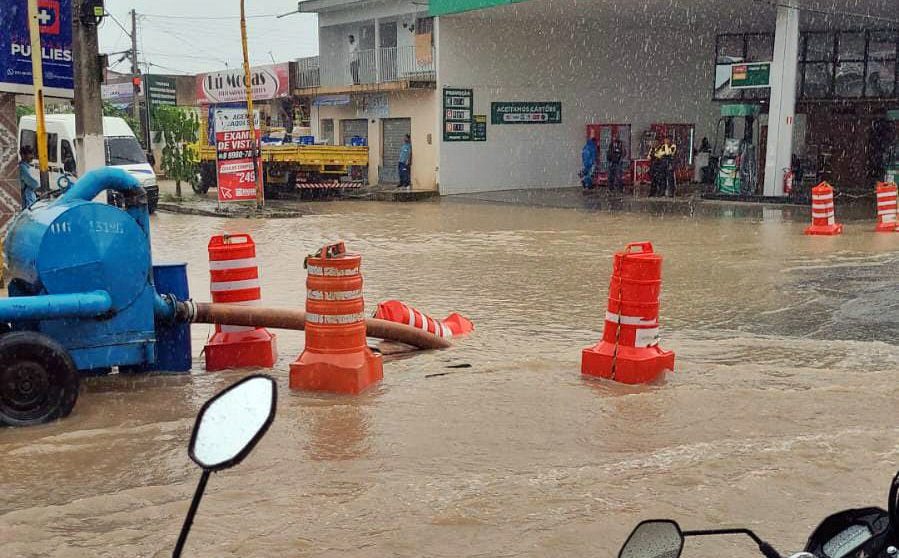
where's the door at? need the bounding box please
[379,21,398,82]
[381,118,411,184]
[340,119,368,146]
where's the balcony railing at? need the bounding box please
[317,45,436,89]
[296,56,321,88]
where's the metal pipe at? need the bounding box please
[186,302,452,350]
[59,167,141,204]
[0,291,112,322]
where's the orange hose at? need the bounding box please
[191,302,452,350]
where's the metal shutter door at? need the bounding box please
[381,118,411,184]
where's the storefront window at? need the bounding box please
[868,30,898,60]
[866,60,896,97]
[717,35,745,63]
[837,32,865,61]
[746,34,773,62]
[835,62,864,97]
[804,33,834,62]
[804,63,834,98]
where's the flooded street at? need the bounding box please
[3,199,899,557]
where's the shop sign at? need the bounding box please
[472,114,487,141]
[213,107,262,203]
[146,74,177,110]
[313,94,350,106]
[444,87,472,141]
[491,101,561,124]
[357,93,388,118]
[102,81,138,107]
[0,0,74,97]
[197,63,289,104]
[730,62,771,89]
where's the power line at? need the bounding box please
[147,62,194,74]
[140,13,279,20]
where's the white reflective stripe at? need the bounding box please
[811,202,833,208]
[604,311,658,327]
[407,307,417,327]
[210,278,260,292]
[883,214,897,223]
[877,193,896,199]
[221,324,255,333]
[811,194,833,201]
[306,312,365,324]
[438,321,448,338]
[877,201,896,208]
[306,289,362,301]
[812,211,835,219]
[634,328,660,348]
[305,265,359,277]
[209,257,258,271]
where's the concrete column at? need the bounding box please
[0,93,21,231]
[763,3,800,197]
[72,0,106,175]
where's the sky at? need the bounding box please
[99,0,320,76]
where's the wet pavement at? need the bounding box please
[2,197,899,557]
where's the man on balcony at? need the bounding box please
[348,35,360,85]
[399,134,412,189]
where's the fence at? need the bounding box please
[318,45,435,88]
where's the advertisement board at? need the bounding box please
[730,62,771,89]
[491,102,561,124]
[213,107,262,202]
[197,63,290,104]
[0,0,74,97]
[443,88,473,141]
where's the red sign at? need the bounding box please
[214,108,261,202]
[633,159,651,185]
[38,0,61,35]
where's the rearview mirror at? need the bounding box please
[189,374,277,471]
[620,520,685,558]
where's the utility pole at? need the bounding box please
[27,0,49,190]
[72,0,106,175]
[130,9,142,145]
[240,0,264,209]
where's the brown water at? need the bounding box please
[3,199,899,558]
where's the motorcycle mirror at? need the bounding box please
[188,374,277,471]
[173,374,277,558]
[620,520,685,558]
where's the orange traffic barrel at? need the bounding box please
[875,182,898,232]
[290,241,383,394]
[805,182,843,235]
[581,242,675,384]
[373,300,474,337]
[204,233,278,371]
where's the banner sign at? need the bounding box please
[472,114,487,141]
[0,0,74,97]
[491,101,561,124]
[197,63,290,104]
[443,88,472,141]
[357,93,388,118]
[730,62,771,89]
[101,81,138,107]
[213,107,262,202]
[146,74,177,110]
[313,94,350,106]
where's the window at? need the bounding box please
[61,140,76,173]
[866,30,897,98]
[19,130,58,162]
[46,133,58,163]
[19,129,36,157]
[321,119,334,145]
[797,29,898,99]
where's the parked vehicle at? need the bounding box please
[18,114,159,213]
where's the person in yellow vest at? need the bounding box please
[653,136,677,197]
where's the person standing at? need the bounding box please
[398,134,412,189]
[348,35,360,85]
[581,135,597,190]
[19,145,38,209]
[655,136,678,197]
[607,137,625,192]
[648,139,662,197]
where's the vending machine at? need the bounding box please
[585,123,632,187]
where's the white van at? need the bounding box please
[18,114,159,212]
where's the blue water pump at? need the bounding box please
[0,168,189,427]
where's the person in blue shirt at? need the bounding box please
[581,135,597,189]
[398,134,412,189]
[19,145,39,209]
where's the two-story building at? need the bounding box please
[299,0,898,197]
[296,0,438,190]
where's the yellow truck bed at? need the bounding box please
[198,143,367,172]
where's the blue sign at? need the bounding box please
[0,0,74,97]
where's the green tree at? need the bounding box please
[153,106,199,200]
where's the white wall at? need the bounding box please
[437,15,720,194]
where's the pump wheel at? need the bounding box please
[0,332,79,427]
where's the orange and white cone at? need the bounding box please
[875,182,898,232]
[373,300,474,337]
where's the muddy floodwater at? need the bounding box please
[3,198,899,557]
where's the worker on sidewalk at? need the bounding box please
[655,136,677,197]
[19,145,38,209]
[398,134,412,189]
[581,134,597,190]
[607,137,625,192]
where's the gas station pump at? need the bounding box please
[715,104,760,195]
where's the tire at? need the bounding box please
[145,185,159,214]
[0,331,79,427]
